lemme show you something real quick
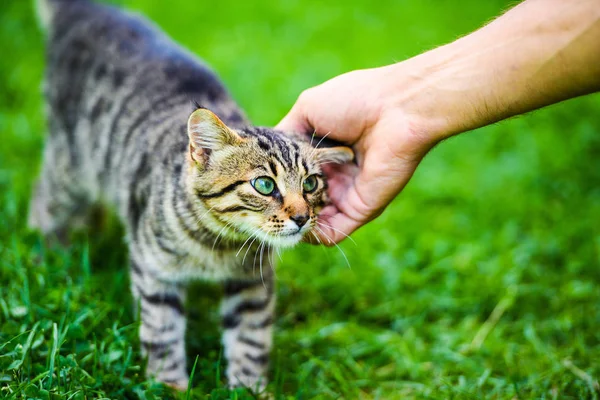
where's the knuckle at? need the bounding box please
[297,91,308,105]
[298,88,315,104]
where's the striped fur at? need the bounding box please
[29,0,353,392]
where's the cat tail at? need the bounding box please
[35,0,87,32]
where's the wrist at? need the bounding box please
[375,48,462,146]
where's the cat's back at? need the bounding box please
[41,0,236,119]
[38,0,247,204]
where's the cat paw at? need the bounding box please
[162,377,190,392]
[228,375,268,395]
[148,361,189,391]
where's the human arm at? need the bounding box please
[277,0,600,244]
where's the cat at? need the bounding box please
[30,0,353,392]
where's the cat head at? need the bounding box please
[186,108,353,248]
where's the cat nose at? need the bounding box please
[290,213,309,228]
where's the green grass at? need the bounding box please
[1,0,600,398]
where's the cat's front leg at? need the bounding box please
[220,277,275,391]
[129,257,189,390]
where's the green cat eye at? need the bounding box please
[252,176,276,195]
[303,175,318,193]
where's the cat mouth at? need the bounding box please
[269,227,313,247]
[231,222,309,248]
[278,225,312,238]
[262,229,308,248]
[279,231,303,237]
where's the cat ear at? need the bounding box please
[187,108,243,164]
[316,146,354,165]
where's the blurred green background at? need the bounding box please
[1,0,599,399]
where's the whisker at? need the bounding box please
[253,238,261,276]
[268,244,274,271]
[313,225,331,245]
[259,240,266,288]
[252,228,269,284]
[211,221,232,252]
[314,225,351,269]
[236,232,256,257]
[309,131,332,159]
[268,245,278,277]
[242,227,262,267]
[311,228,333,261]
[259,227,273,288]
[242,234,259,266]
[316,161,345,167]
[313,131,332,150]
[316,221,356,246]
[195,205,216,223]
[235,233,254,264]
[310,230,322,245]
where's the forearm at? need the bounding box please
[383,0,600,141]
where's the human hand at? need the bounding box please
[276,67,439,244]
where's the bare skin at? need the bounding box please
[276,0,600,244]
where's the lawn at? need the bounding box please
[1,0,599,399]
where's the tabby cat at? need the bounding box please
[31,0,353,391]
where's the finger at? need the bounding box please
[315,210,363,245]
[275,105,311,133]
[337,144,419,222]
[317,162,406,245]
[303,205,338,245]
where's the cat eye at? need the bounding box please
[251,176,276,195]
[303,175,318,193]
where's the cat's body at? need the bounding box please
[31,0,352,391]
